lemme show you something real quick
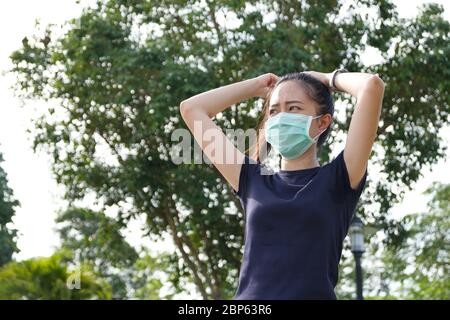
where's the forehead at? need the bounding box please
[269,81,311,107]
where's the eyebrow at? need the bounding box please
[269,100,304,108]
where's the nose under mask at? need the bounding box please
[265,112,325,160]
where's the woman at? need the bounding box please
[179,69,385,299]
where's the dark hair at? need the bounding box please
[248,72,334,162]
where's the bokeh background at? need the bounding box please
[0,0,448,299]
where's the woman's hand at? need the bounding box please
[302,71,334,94]
[252,73,280,98]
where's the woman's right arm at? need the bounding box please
[179,77,262,192]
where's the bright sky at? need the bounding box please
[0,0,449,268]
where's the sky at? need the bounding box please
[0,0,449,267]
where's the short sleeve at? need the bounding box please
[327,149,368,231]
[328,149,368,201]
[231,155,261,200]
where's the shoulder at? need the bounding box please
[232,155,271,199]
[321,149,368,197]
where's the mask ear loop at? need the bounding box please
[310,115,325,141]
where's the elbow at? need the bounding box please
[179,101,212,119]
[361,74,385,96]
[367,74,385,90]
[179,101,192,119]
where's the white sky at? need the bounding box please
[0,0,449,267]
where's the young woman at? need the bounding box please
[179,69,385,299]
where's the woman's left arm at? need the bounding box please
[304,70,386,189]
[331,71,385,189]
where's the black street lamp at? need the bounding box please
[349,216,365,300]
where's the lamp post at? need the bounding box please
[349,216,365,300]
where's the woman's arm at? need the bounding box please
[333,72,385,189]
[181,78,258,118]
[179,74,278,192]
[305,71,385,190]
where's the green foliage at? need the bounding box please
[336,182,450,300]
[55,207,178,299]
[384,182,450,299]
[9,0,450,298]
[0,250,111,299]
[0,151,20,266]
[131,250,178,299]
[56,207,139,298]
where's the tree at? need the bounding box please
[131,250,178,299]
[56,207,178,299]
[9,0,450,298]
[0,150,20,266]
[336,182,450,300]
[0,250,111,299]
[56,207,139,298]
[380,182,449,299]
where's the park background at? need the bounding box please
[0,0,448,299]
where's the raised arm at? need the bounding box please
[304,70,385,190]
[179,74,278,192]
[333,72,385,189]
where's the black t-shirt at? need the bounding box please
[231,149,368,300]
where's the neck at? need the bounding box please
[280,145,320,171]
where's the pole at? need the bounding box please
[354,251,363,300]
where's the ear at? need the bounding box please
[319,114,332,131]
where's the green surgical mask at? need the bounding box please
[265,112,325,160]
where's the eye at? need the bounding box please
[289,105,302,111]
[269,109,277,115]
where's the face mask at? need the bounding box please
[264,112,325,160]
